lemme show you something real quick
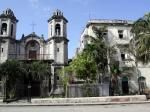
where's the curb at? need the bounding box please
[0,101,150,107]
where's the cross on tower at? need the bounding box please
[30,22,36,32]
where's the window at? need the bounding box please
[1,23,7,35]
[118,30,123,39]
[1,48,3,53]
[11,24,13,36]
[30,41,36,47]
[103,30,108,36]
[57,76,59,80]
[57,48,59,52]
[51,25,52,36]
[103,32,107,36]
[121,53,125,60]
[55,24,61,36]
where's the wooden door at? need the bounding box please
[29,50,37,59]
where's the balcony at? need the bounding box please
[8,53,52,61]
[119,59,135,68]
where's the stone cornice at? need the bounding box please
[0,14,18,22]
[46,36,69,43]
[48,15,68,23]
[0,37,19,42]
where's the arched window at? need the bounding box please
[122,76,129,94]
[55,24,61,36]
[51,25,52,36]
[1,23,7,35]
[138,76,146,93]
[11,24,13,36]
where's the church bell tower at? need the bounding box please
[0,8,18,39]
[48,9,69,65]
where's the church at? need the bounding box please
[0,8,69,96]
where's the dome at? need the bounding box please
[0,8,18,22]
[3,8,15,16]
[53,9,63,16]
[48,9,68,23]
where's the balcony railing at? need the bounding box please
[119,59,135,68]
[8,53,52,60]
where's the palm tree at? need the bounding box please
[131,12,150,64]
[29,61,51,97]
[85,26,119,95]
[84,26,108,82]
[110,63,121,95]
[131,12,150,94]
[85,26,117,83]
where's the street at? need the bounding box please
[0,103,150,112]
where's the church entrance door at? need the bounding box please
[29,50,37,59]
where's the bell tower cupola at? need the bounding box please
[48,9,68,38]
[0,8,18,39]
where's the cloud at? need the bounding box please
[28,0,39,9]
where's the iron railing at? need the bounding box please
[8,54,52,60]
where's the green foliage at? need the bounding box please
[111,64,121,75]
[0,60,23,99]
[84,26,108,74]
[110,63,121,95]
[0,60,51,99]
[59,66,71,97]
[60,26,113,84]
[71,51,97,82]
[29,61,51,80]
[131,12,150,64]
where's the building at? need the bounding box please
[77,19,148,95]
[0,8,69,96]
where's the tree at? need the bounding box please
[131,12,150,64]
[71,51,97,83]
[29,61,51,97]
[86,26,117,84]
[110,63,121,95]
[84,26,108,82]
[86,26,120,95]
[0,60,23,100]
[59,66,72,97]
[130,12,150,94]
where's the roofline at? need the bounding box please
[86,19,134,27]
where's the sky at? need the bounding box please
[0,0,150,58]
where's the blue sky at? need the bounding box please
[0,0,150,58]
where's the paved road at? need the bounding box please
[0,103,150,112]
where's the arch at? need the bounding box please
[25,40,40,60]
[55,24,61,36]
[1,23,7,35]
[138,76,146,93]
[11,24,13,36]
[138,76,146,81]
[122,76,129,94]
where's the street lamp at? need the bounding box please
[27,71,32,102]
[3,77,6,102]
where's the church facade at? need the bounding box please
[0,8,68,64]
[0,8,69,96]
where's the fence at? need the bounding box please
[67,83,109,98]
[0,81,3,98]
